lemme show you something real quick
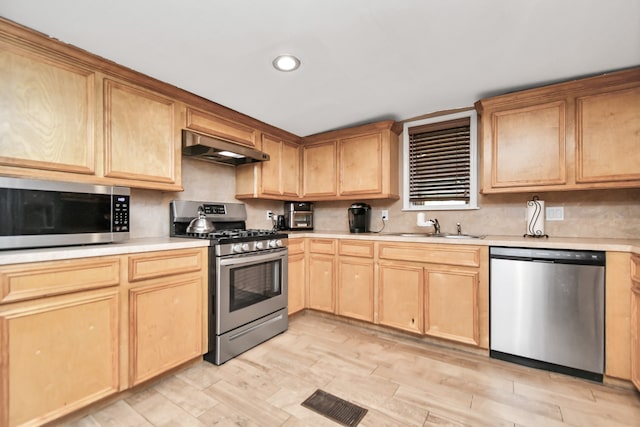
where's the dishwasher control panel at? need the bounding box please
[489,246,605,265]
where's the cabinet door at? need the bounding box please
[378,262,423,334]
[288,251,306,315]
[260,134,282,196]
[302,140,337,198]
[129,276,202,386]
[632,283,640,391]
[0,256,120,304]
[576,86,640,184]
[339,132,382,196]
[307,253,335,313]
[337,257,374,322]
[103,79,180,189]
[631,254,640,391]
[259,134,300,198]
[0,289,119,427]
[186,107,257,147]
[489,101,567,189]
[0,42,96,176]
[281,140,301,198]
[424,267,479,346]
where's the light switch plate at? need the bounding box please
[546,206,564,221]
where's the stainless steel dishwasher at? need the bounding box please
[490,246,605,382]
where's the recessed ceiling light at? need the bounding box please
[272,54,301,72]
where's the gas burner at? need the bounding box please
[170,200,287,252]
[186,229,278,241]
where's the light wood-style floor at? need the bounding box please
[64,312,640,427]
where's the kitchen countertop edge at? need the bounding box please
[0,237,211,265]
[286,231,640,253]
[2,233,638,266]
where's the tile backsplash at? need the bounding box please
[130,158,640,240]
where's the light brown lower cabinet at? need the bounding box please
[0,247,207,427]
[424,267,479,346]
[377,262,424,334]
[287,239,306,315]
[337,240,375,322]
[631,254,640,391]
[294,238,487,347]
[125,249,205,387]
[307,239,336,313]
[377,242,486,346]
[128,277,203,386]
[0,255,121,427]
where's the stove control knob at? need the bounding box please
[255,241,264,250]
[269,239,282,248]
[232,243,248,253]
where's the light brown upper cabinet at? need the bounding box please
[302,139,338,198]
[103,78,181,189]
[185,107,257,148]
[236,132,302,200]
[0,19,182,190]
[476,67,640,193]
[0,33,97,178]
[302,120,400,200]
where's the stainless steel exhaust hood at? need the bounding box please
[182,130,270,166]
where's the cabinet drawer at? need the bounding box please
[632,254,640,285]
[0,257,120,304]
[185,107,256,147]
[287,238,305,255]
[378,243,481,267]
[128,248,203,282]
[308,238,336,254]
[339,240,374,258]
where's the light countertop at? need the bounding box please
[0,237,211,266]
[285,231,640,253]
[1,233,638,266]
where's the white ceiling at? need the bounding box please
[2,0,639,137]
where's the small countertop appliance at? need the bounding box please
[284,202,313,230]
[348,203,371,233]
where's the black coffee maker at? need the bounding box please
[348,203,371,233]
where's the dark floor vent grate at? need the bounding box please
[301,389,368,427]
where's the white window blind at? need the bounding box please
[402,110,478,210]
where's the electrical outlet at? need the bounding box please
[381,209,389,221]
[266,210,273,221]
[546,206,564,221]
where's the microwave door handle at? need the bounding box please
[219,251,286,267]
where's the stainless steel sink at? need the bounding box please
[442,234,484,239]
[385,232,484,239]
[388,233,435,237]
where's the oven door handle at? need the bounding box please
[219,250,287,267]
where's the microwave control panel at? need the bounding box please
[113,195,130,232]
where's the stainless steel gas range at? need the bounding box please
[170,200,288,365]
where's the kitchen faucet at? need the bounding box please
[433,218,440,234]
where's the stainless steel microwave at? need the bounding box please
[0,177,130,250]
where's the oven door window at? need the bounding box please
[229,259,282,312]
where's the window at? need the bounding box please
[402,110,478,211]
